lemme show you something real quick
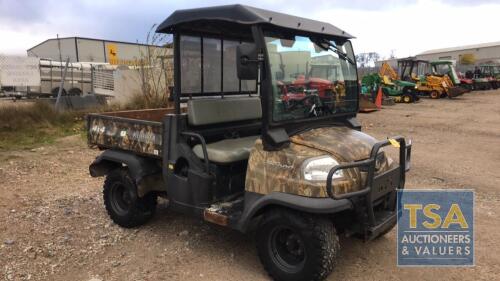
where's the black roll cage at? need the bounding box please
[398,57,431,80]
[171,24,360,150]
[172,31,259,103]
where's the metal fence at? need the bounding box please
[92,66,114,95]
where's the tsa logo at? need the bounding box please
[397,190,474,266]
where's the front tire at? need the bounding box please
[256,209,339,281]
[402,94,413,103]
[430,91,440,99]
[103,168,157,228]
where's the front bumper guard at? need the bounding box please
[326,136,412,236]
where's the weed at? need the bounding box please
[0,101,85,150]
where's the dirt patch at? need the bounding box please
[0,99,35,108]
[1,90,500,280]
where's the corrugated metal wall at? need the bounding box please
[27,37,170,65]
[76,38,106,62]
[27,38,78,62]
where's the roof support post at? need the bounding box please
[173,33,181,114]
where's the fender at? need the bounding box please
[89,149,161,183]
[236,192,353,232]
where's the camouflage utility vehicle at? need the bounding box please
[88,5,412,281]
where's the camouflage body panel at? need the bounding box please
[245,127,391,198]
[87,114,162,158]
[289,127,377,162]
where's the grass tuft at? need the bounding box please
[0,101,85,150]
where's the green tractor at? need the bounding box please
[478,64,500,90]
[430,60,474,92]
[361,62,418,103]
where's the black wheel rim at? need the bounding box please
[110,182,133,216]
[268,226,306,273]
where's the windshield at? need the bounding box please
[417,61,430,76]
[265,35,358,122]
[480,65,500,76]
[434,63,459,84]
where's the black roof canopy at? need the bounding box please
[156,4,354,39]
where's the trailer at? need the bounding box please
[25,59,116,98]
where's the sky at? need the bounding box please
[1,0,499,58]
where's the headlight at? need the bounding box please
[375,151,385,171]
[378,148,395,170]
[302,156,344,181]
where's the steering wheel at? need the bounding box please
[297,94,331,117]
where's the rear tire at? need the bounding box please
[68,88,83,96]
[51,87,67,98]
[256,209,339,281]
[103,168,157,228]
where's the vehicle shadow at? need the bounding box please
[142,202,396,280]
[144,203,268,279]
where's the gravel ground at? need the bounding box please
[1,90,500,281]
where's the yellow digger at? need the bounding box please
[398,57,463,99]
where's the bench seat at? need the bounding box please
[192,135,259,163]
[188,97,261,164]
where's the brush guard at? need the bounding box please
[326,136,412,240]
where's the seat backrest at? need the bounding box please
[187,97,262,126]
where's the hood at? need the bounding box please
[293,77,332,85]
[308,77,332,85]
[395,80,416,87]
[290,127,377,162]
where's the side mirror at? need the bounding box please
[237,43,258,80]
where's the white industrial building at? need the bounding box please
[27,37,169,65]
[416,41,500,72]
[375,41,500,72]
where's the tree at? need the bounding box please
[389,49,396,59]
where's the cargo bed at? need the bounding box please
[87,108,176,158]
